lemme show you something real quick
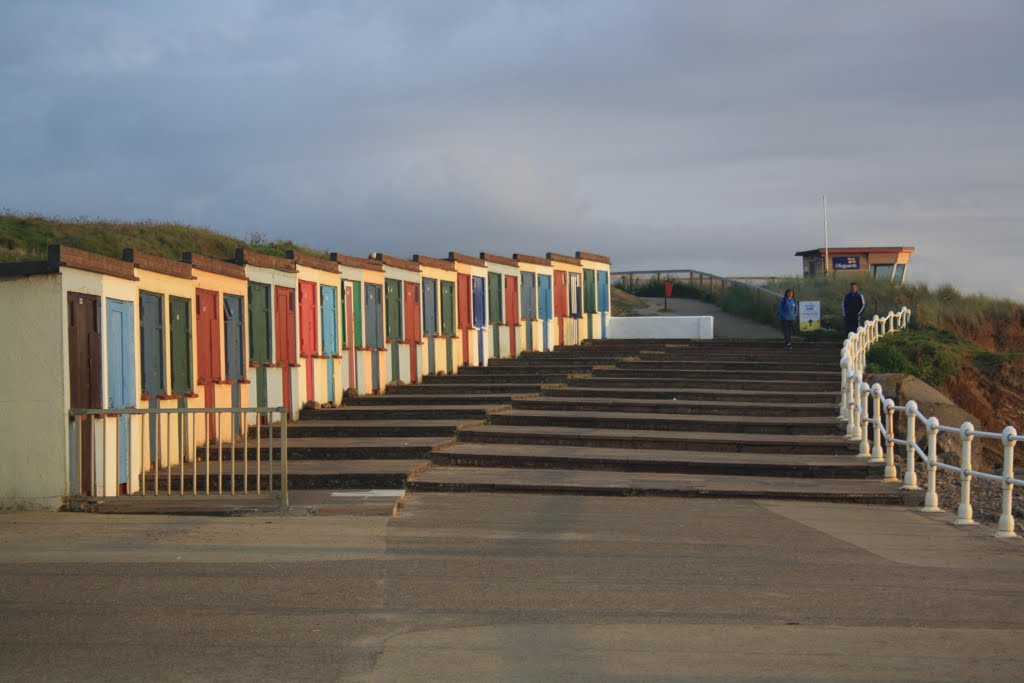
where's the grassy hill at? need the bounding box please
[0,211,328,263]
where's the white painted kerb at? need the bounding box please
[607,316,714,340]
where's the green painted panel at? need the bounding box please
[487,273,502,324]
[583,268,597,313]
[248,282,272,363]
[385,278,402,342]
[440,281,455,336]
[169,296,192,394]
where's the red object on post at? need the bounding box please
[664,280,674,297]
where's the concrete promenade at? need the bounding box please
[639,296,784,339]
[1,494,1022,681]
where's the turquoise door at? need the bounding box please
[321,285,338,403]
[537,274,552,350]
[107,298,135,487]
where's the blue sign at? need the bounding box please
[832,256,860,271]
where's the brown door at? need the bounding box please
[274,286,297,413]
[298,280,318,402]
[457,273,471,365]
[196,289,220,436]
[553,270,568,345]
[68,292,102,495]
[343,282,357,394]
[403,281,421,382]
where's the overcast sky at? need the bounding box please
[2,1,1021,298]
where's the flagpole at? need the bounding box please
[823,194,830,278]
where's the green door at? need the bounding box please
[169,296,193,396]
[440,281,455,373]
[248,282,271,407]
[488,272,502,357]
[352,281,363,347]
[385,279,402,342]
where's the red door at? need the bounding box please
[343,282,356,394]
[274,286,297,412]
[457,273,471,365]
[196,289,221,436]
[403,281,421,381]
[298,280,317,402]
[504,275,519,357]
[553,270,568,346]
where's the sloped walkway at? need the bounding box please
[638,296,783,339]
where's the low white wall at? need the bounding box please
[607,316,714,340]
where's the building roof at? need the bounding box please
[795,246,915,257]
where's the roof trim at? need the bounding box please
[480,252,519,268]
[47,245,138,280]
[547,252,582,266]
[447,251,486,267]
[234,248,298,273]
[413,254,456,271]
[331,252,384,271]
[286,250,339,274]
[371,253,421,273]
[514,253,552,267]
[576,251,611,265]
[182,252,246,280]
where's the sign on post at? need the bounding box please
[800,301,821,331]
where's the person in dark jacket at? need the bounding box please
[843,282,866,335]
[778,288,798,349]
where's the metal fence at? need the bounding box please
[841,309,1022,537]
[613,269,782,314]
[67,406,288,510]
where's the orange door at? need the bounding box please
[403,281,421,381]
[553,270,568,345]
[457,273,471,365]
[196,288,221,435]
[274,286,296,412]
[504,274,519,356]
[298,280,317,402]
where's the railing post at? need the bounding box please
[857,381,871,458]
[869,384,884,463]
[922,416,941,512]
[839,356,850,423]
[902,401,920,490]
[848,373,863,442]
[883,399,898,481]
[954,422,977,525]
[996,427,1018,538]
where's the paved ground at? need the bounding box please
[639,296,784,339]
[2,494,1022,681]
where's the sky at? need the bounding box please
[2,1,1022,299]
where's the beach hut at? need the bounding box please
[413,255,460,375]
[547,252,584,347]
[0,246,139,506]
[371,253,423,385]
[181,252,250,441]
[286,251,342,408]
[513,254,555,353]
[577,252,613,341]
[331,252,387,396]
[481,253,521,359]
[233,249,300,420]
[447,252,490,367]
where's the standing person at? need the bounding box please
[843,282,866,335]
[778,288,798,349]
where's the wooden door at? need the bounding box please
[364,283,383,393]
[196,289,220,435]
[106,298,135,489]
[68,292,102,495]
[457,273,471,365]
[583,268,596,339]
[553,270,567,345]
[248,283,271,408]
[504,274,518,357]
[422,278,437,375]
[223,294,245,435]
[342,282,356,395]
[521,271,536,351]
[537,274,552,350]
[440,281,455,373]
[298,280,317,403]
[139,292,165,398]
[472,276,486,365]
[169,297,192,398]
[320,285,338,404]
[403,281,421,381]
[597,270,609,338]
[274,286,296,412]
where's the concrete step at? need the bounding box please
[388,382,548,394]
[237,435,451,460]
[273,419,467,438]
[457,425,853,455]
[458,364,592,374]
[543,386,838,404]
[488,409,842,436]
[616,359,835,372]
[487,356,625,366]
[145,459,432,491]
[593,367,838,382]
[408,466,907,504]
[636,349,840,362]
[301,405,499,421]
[512,396,837,418]
[434,443,874,479]
[570,376,837,392]
[344,393,524,405]
[421,373,571,385]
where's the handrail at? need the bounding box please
[840,309,1021,538]
[613,269,782,300]
[67,406,288,510]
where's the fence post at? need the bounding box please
[857,381,871,458]
[902,401,920,490]
[848,374,863,442]
[996,427,1018,538]
[922,416,941,512]
[883,399,898,481]
[839,356,850,423]
[869,384,884,463]
[954,422,977,525]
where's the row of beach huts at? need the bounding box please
[0,244,612,509]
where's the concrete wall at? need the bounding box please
[608,316,714,340]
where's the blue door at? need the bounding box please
[139,292,164,460]
[364,284,384,393]
[597,271,609,339]
[422,278,437,375]
[223,294,245,434]
[472,276,486,365]
[107,299,135,487]
[320,285,338,403]
[537,274,552,351]
[520,272,536,351]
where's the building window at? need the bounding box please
[893,264,906,284]
[871,264,895,281]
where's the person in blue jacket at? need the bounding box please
[778,288,798,349]
[843,282,866,335]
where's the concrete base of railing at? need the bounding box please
[608,316,714,340]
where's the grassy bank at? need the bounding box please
[0,211,327,263]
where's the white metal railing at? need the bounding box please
[840,308,1022,538]
[67,406,288,510]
